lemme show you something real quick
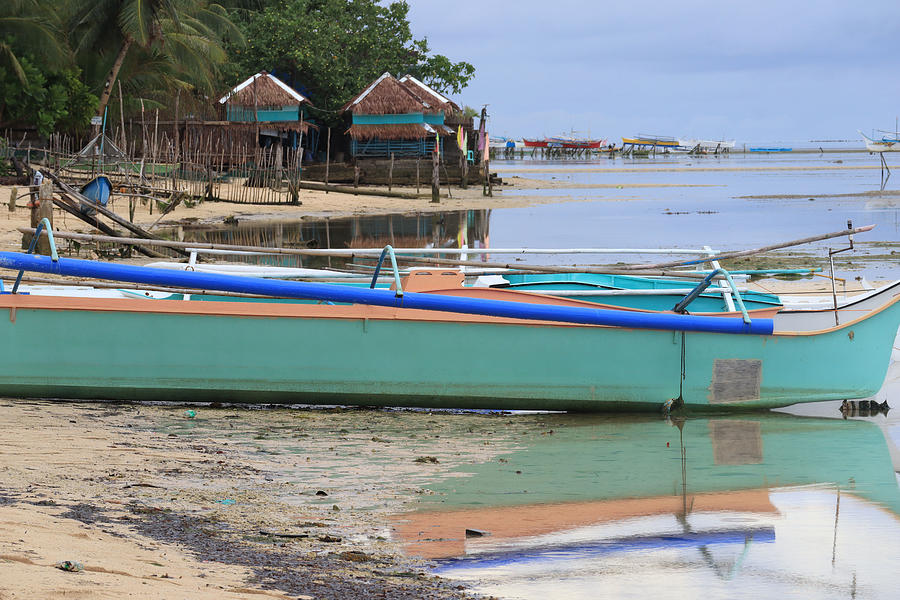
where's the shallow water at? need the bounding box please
[393,366,900,599]
[488,151,900,277]
[168,151,900,279]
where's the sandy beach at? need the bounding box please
[0,399,535,599]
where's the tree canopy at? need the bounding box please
[0,0,476,135]
[229,0,475,118]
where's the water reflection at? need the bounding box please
[162,210,490,270]
[392,413,900,598]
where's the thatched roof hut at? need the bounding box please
[219,71,310,109]
[342,72,454,152]
[398,75,461,114]
[342,72,429,116]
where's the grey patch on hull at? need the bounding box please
[709,359,762,404]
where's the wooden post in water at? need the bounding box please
[431,142,440,203]
[388,152,394,192]
[354,165,360,195]
[8,187,16,212]
[416,157,420,194]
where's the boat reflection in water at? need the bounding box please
[391,413,900,598]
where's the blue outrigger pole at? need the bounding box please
[0,251,774,335]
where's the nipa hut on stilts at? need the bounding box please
[182,71,318,170]
[342,72,459,159]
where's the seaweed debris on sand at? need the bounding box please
[0,400,529,599]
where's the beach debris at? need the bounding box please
[184,409,197,419]
[465,529,489,538]
[54,560,84,572]
[298,521,327,528]
[216,498,236,505]
[371,436,391,443]
[332,505,341,512]
[840,399,890,417]
[339,551,370,562]
[318,534,342,543]
[315,490,328,496]
[413,456,439,464]
[258,530,309,539]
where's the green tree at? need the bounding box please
[0,54,97,135]
[0,0,69,84]
[68,0,242,125]
[230,0,475,119]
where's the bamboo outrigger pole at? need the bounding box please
[20,224,872,279]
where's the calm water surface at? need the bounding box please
[397,361,900,599]
[169,150,900,278]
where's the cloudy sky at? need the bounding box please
[406,1,900,144]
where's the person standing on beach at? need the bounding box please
[27,169,43,208]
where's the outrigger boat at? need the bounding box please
[860,130,900,152]
[1,227,898,410]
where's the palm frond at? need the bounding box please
[0,42,27,84]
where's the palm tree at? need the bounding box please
[0,0,69,84]
[69,0,241,127]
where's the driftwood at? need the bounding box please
[45,170,187,257]
[50,196,164,259]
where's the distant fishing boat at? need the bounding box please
[676,138,736,153]
[522,138,548,148]
[622,135,680,148]
[523,136,606,150]
[860,130,900,152]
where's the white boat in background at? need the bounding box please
[677,138,736,154]
[860,130,900,152]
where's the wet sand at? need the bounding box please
[0,400,535,599]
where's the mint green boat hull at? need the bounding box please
[498,272,783,313]
[0,295,897,410]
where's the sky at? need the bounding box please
[406,1,900,144]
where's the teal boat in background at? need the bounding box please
[491,272,783,313]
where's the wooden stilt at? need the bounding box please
[389,152,394,192]
[431,144,440,203]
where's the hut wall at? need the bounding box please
[226,105,301,123]
[351,137,442,158]
[351,113,445,126]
